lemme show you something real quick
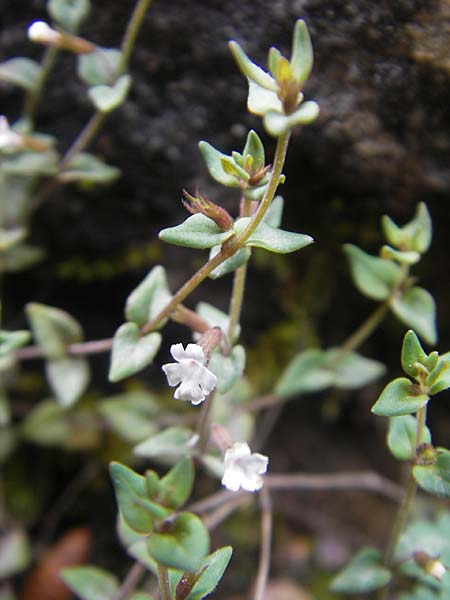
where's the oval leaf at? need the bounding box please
[109,323,161,383]
[235,218,313,254]
[371,377,429,417]
[413,448,450,498]
[387,415,432,461]
[26,303,83,360]
[344,244,401,301]
[391,286,437,346]
[331,547,391,594]
[60,566,119,600]
[125,266,172,327]
[46,357,90,408]
[159,214,234,249]
[275,349,333,398]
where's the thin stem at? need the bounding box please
[23,46,59,124]
[253,487,273,600]
[118,0,153,73]
[196,391,216,453]
[157,564,171,600]
[378,404,428,600]
[59,111,107,170]
[113,562,146,600]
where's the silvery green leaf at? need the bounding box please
[228,41,278,91]
[0,330,30,357]
[1,151,58,176]
[275,349,333,398]
[235,218,313,253]
[326,349,386,389]
[0,228,27,251]
[60,566,119,600]
[380,245,420,265]
[263,196,284,228]
[159,214,234,249]
[248,80,282,116]
[208,245,251,279]
[88,74,131,112]
[2,244,45,272]
[109,323,161,382]
[371,377,429,417]
[344,244,401,301]
[387,415,431,461]
[290,20,313,84]
[401,330,428,378]
[0,58,42,91]
[125,265,172,326]
[428,356,450,395]
[198,142,239,187]
[209,345,246,393]
[134,427,196,461]
[220,155,249,181]
[195,302,240,341]
[263,110,289,136]
[98,391,159,443]
[391,286,437,346]
[58,152,120,184]
[77,48,122,86]
[242,130,265,170]
[382,203,432,254]
[21,400,70,446]
[243,181,268,202]
[26,303,83,359]
[48,0,90,33]
[413,448,450,498]
[331,547,391,594]
[0,529,31,579]
[46,357,90,407]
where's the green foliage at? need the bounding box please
[208,345,246,394]
[159,214,234,249]
[45,356,90,407]
[77,48,122,86]
[0,329,30,357]
[0,58,42,91]
[413,449,450,498]
[60,566,119,600]
[387,415,432,461]
[48,0,90,33]
[26,303,83,359]
[177,546,233,600]
[98,391,159,443]
[109,323,161,382]
[0,528,31,578]
[125,266,172,327]
[331,547,391,594]
[234,217,313,254]
[133,427,196,462]
[88,74,131,112]
[344,244,401,301]
[58,152,120,184]
[391,286,437,346]
[382,202,432,255]
[372,377,429,417]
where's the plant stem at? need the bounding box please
[253,486,273,600]
[378,404,427,600]
[335,300,390,360]
[196,391,216,453]
[23,46,59,124]
[113,562,146,600]
[157,564,171,600]
[118,0,153,73]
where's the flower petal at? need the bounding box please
[174,380,205,404]
[184,343,205,364]
[170,343,187,362]
[198,365,217,395]
[162,362,183,386]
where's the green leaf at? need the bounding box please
[263,195,284,229]
[184,546,233,600]
[401,330,428,378]
[60,566,119,600]
[109,323,161,383]
[331,547,391,594]
[0,58,42,91]
[391,286,437,346]
[98,391,159,443]
[159,214,234,249]
[247,81,282,116]
[0,330,30,357]
[198,142,239,187]
[387,415,432,461]
[1,244,45,272]
[371,377,429,417]
[57,152,120,184]
[26,303,83,359]
[21,400,70,446]
[88,74,131,113]
[109,462,154,534]
[125,266,172,327]
[158,457,194,510]
[263,101,319,136]
[208,346,246,394]
[1,151,58,176]
[195,302,241,343]
[326,349,386,389]
[77,48,122,86]
[413,448,450,498]
[147,512,210,572]
[428,356,450,395]
[290,20,313,84]
[242,130,265,171]
[0,528,31,578]
[382,203,432,254]
[134,427,196,462]
[344,244,401,301]
[220,155,249,181]
[0,228,27,252]
[48,0,90,33]
[208,246,251,279]
[46,357,90,407]
[228,41,278,91]
[275,349,333,398]
[235,218,313,254]
[380,245,420,265]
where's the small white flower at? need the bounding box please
[428,559,446,581]
[0,116,23,151]
[221,441,268,492]
[27,21,61,45]
[162,343,217,405]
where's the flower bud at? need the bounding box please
[27,20,95,54]
[414,551,447,581]
[182,189,234,231]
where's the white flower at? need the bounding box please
[0,117,23,151]
[162,343,217,405]
[428,560,446,581]
[221,442,268,492]
[27,21,61,45]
